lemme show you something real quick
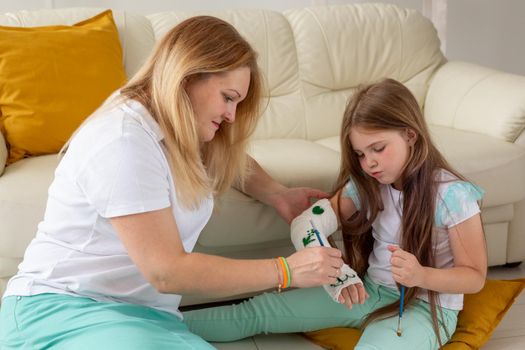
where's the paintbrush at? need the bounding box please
[309,220,324,246]
[396,285,405,336]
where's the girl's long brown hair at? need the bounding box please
[333,78,466,347]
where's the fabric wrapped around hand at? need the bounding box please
[290,199,363,302]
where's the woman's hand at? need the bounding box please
[267,187,329,224]
[388,245,425,288]
[286,247,344,288]
[240,157,329,223]
[338,283,369,309]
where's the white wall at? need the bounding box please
[447,0,525,76]
[1,0,316,12]
[0,0,423,13]
[2,0,524,76]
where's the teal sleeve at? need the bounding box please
[342,178,361,210]
[435,182,484,228]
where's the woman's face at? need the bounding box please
[349,126,414,190]
[185,67,250,142]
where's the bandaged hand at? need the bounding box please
[291,198,363,303]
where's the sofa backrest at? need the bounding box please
[284,4,445,141]
[0,4,445,142]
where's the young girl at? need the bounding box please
[0,16,344,350]
[183,78,488,349]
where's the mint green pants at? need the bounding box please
[0,293,214,350]
[184,276,459,350]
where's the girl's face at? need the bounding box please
[349,126,414,190]
[185,67,250,142]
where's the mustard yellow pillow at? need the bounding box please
[0,10,127,164]
[303,279,525,349]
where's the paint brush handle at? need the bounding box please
[399,285,405,317]
[396,285,406,336]
[309,220,325,246]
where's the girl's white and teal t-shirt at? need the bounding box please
[343,169,484,310]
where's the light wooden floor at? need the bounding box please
[211,263,525,350]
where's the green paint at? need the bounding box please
[312,206,324,215]
[303,230,316,246]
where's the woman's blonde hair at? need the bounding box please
[332,78,467,348]
[119,16,262,209]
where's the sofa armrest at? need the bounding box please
[0,131,6,176]
[424,61,525,143]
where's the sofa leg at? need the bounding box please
[503,261,523,268]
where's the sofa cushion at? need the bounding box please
[0,10,126,164]
[249,139,340,192]
[0,155,58,258]
[1,127,522,257]
[0,258,19,282]
[196,139,340,248]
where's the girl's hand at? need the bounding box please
[338,283,369,309]
[286,247,344,288]
[388,245,425,288]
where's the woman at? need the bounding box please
[0,16,344,350]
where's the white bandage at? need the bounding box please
[291,199,363,303]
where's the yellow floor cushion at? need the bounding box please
[303,278,525,349]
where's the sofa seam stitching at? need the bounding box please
[304,8,335,141]
[306,8,336,91]
[397,6,404,80]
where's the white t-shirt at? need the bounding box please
[3,97,213,319]
[344,170,483,310]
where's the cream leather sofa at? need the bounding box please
[1,4,525,306]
